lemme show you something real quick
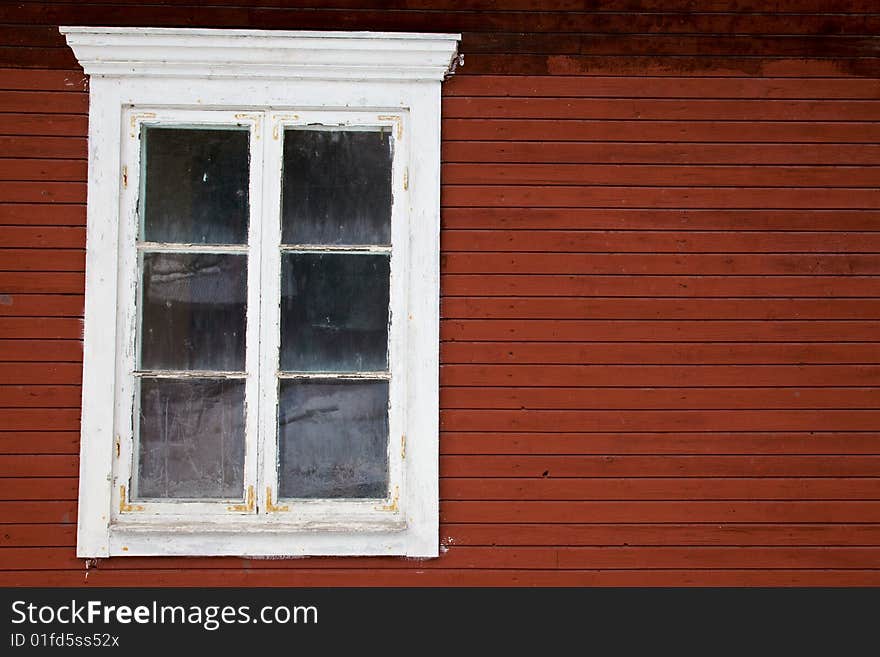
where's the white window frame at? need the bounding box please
[62,27,460,558]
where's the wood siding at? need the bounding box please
[1,1,879,585]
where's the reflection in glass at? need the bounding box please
[142,127,250,245]
[280,253,389,372]
[136,378,245,499]
[141,253,247,372]
[282,129,392,245]
[278,380,389,499]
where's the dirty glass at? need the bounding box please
[281,128,392,245]
[136,378,245,499]
[141,126,249,245]
[280,253,389,372]
[140,252,247,372]
[277,380,389,499]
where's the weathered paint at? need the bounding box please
[0,1,878,585]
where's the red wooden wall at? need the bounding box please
[1,1,879,585]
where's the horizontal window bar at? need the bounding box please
[135,370,247,379]
[277,371,390,380]
[137,242,249,253]
[280,244,391,254]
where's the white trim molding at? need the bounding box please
[62,27,459,558]
[60,27,462,80]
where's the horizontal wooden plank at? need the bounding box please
[0,317,82,339]
[458,55,880,79]
[4,568,880,587]
[0,226,84,248]
[440,364,880,387]
[461,33,880,58]
[441,477,880,501]
[0,294,83,317]
[0,454,78,476]
[442,253,880,275]
[441,455,880,478]
[439,432,880,455]
[445,76,880,100]
[441,409,880,432]
[0,339,81,362]
[0,158,85,181]
[0,204,83,226]
[441,501,880,523]
[9,0,880,16]
[440,387,880,410]
[442,298,880,320]
[0,523,75,547]
[444,98,880,121]
[0,362,82,384]
[0,137,86,159]
[0,115,87,138]
[0,272,84,293]
[0,68,85,91]
[6,544,880,571]
[0,181,85,203]
[0,251,84,272]
[443,523,880,547]
[0,409,79,432]
[441,320,880,343]
[0,476,76,500]
[0,431,78,454]
[443,120,880,143]
[442,275,880,298]
[440,343,880,365]
[4,4,880,35]
[0,385,81,408]
[443,143,880,167]
[442,230,880,252]
[443,165,880,188]
[0,500,74,523]
[442,186,880,209]
[0,90,87,114]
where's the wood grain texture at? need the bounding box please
[0,0,878,584]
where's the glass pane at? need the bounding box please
[141,253,246,371]
[282,128,392,245]
[142,127,249,245]
[280,253,389,372]
[136,378,245,499]
[278,380,389,499]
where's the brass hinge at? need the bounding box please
[402,167,409,191]
[227,485,255,512]
[400,434,407,460]
[265,486,289,513]
[121,165,128,189]
[118,485,144,513]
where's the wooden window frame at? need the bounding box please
[62,27,460,558]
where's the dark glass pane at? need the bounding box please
[141,253,246,371]
[278,380,388,499]
[281,253,389,372]
[282,129,392,245]
[142,127,249,244]
[136,378,245,499]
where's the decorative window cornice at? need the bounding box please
[60,27,462,81]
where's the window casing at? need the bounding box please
[62,27,460,557]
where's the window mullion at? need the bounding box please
[256,113,285,514]
[240,113,267,515]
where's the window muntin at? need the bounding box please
[116,109,406,524]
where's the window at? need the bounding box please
[62,27,460,557]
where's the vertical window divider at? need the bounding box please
[257,112,286,514]
[241,113,265,515]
